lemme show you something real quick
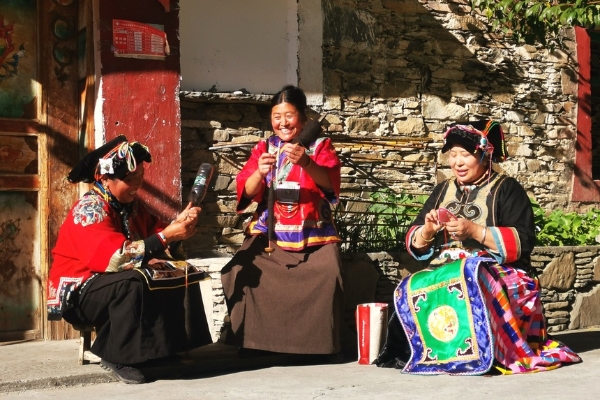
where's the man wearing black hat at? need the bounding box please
[47,136,212,383]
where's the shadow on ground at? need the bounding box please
[137,329,600,383]
[553,329,600,353]
[138,343,353,383]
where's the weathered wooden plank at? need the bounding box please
[42,0,80,341]
[0,136,38,174]
[0,175,40,190]
[0,121,41,133]
[0,191,41,336]
[0,330,42,342]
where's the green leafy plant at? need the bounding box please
[334,190,427,253]
[335,194,600,252]
[531,198,600,246]
[471,0,600,48]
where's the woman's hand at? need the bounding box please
[257,151,276,178]
[243,151,276,199]
[421,209,443,239]
[282,143,310,167]
[160,202,201,243]
[444,218,477,242]
[281,142,334,190]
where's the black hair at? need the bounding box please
[270,85,308,120]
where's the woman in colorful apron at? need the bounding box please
[377,121,580,375]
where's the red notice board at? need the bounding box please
[112,19,169,60]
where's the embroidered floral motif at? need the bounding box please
[46,276,83,317]
[123,240,145,268]
[107,239,145,272]
[72,195,107,226]
[428,305,459,342]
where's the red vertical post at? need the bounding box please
[96,0,181,220]
[573,26,600,201]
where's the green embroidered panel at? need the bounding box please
[407,260,479,363]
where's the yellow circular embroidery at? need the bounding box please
[428,305,459,342]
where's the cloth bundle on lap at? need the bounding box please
[135,259,209,290]
[395,257,494,375]
[393,256,581,375]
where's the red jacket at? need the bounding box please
[237,136,341,251]
[47,190,165,315]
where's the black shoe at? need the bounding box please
[100,359,145,384]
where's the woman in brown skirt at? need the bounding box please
[221,85,343,356]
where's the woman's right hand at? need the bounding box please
[422,209,443,239]
[256,152,276,178]
[243,152,276,199]
[160,203,200,243]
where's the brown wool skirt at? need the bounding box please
[221,234,343,354]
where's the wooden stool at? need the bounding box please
[74,325,100,365]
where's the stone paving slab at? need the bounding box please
[0,339,116,393]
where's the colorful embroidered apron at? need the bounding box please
[394,257,494,375]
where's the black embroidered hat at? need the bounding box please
[67,135,152,183]
[442,120,508,162]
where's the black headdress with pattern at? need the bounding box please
[442,120,507,163]
[67,135,152,183]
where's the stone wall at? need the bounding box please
[178,1,599,338]
[190,246,600,341]
[179,1,593,257]
[180,92,273,257]
[321,0,581,211]
[534,247,600,332]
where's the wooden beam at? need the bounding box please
[0,175,40,190]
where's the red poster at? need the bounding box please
[112,19,169,60]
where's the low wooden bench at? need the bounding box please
[73,325,100,365]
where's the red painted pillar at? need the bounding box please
[573,26,600,201]
[97,0,181,220]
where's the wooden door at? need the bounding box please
[0,0,81,342]
[0,0,44,341]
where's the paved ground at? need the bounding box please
[1,329,599,399]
